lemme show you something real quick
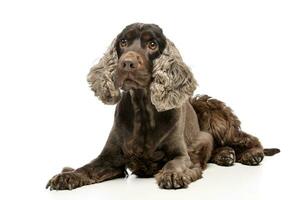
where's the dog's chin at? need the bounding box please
[121,79,142,91]
[115,72,151,91]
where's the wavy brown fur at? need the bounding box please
[191,95,280,165]
[87,39,121,105]
[151,39,197,111]
[47,23,279,191]
[87,37,196,112]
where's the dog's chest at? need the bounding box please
[124,147,168,177]
[122,89,169,177]
[122,117,168,177]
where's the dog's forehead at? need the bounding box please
[120,23,163,39]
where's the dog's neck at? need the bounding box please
[121,88,157,156]
[122,88,177,158]
[129,88,156,130]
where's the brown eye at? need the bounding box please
[148,41,158,50]
[120,39,127,48]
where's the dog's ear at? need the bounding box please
[87,39,121,105]
[150,39,197,112]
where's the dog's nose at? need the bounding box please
[120,58,138,71]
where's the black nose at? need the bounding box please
[120,58,137,71]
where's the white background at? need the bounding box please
[0,0,299,199]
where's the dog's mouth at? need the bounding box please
[122,78,139,89]
[115,73,140,90]
[114,69,152,91]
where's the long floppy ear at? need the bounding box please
[87,39,121,105]
[150,39,197,112]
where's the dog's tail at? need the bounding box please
[264,148,280,156]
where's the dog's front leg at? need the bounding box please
[155,154,202,189]
[46,128,126,190]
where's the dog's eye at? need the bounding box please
[120,39,127,48]
[148,41,158,50]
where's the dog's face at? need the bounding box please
[115,23,166,90]
[87,23,197,111]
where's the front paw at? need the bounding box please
[155,170,192,189]
[46,171,93,190]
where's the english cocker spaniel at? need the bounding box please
[46,23,280,190]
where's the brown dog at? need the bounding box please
[46,23,279,190]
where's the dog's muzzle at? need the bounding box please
[118,51,145,72]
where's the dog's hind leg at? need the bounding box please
[210,146,236,166]
[209,133,264,166]
[191,95,266,166]
[229,131,264,166]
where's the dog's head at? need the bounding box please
[87,23,197,111]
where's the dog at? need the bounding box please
[46,23,280,190]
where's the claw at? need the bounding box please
[159,182,164,188]
[173,181,180,188]
[181,176,189,187]
[46,181,50,189]
[165,180,172,189]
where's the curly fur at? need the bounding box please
[47,24,280,191]
[150,39,197,111]
[87,39,121,105]
[87,38,197,111]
